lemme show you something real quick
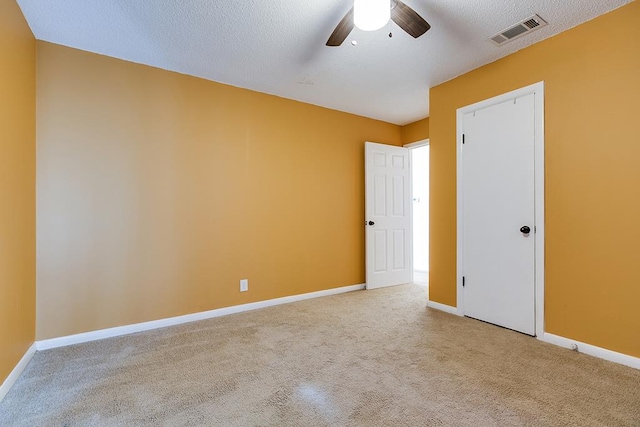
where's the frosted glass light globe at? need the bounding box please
[354,0,390,31]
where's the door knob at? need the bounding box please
[368,221,375,226]
[520,225,531,234]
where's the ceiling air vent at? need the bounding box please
[489,14,547,46]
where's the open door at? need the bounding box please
[365,142,412,289]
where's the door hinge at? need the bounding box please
[462,134,465,144]
[462,276,465,287]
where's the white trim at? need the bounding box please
[408,145,414,279]
[456,103,465,315]
[426,300,462,316]
[541,333,640,370]
[0,343,36,402]
[403,138,429,149]
[36,284,365,351]
[456,81,545,329]
[533,84,545,337]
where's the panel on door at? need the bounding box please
[365,142,412,289]
[462,94,536,335]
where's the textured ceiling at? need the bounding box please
[17,0,633,125]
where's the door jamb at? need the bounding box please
[455,82,545,336]
[403,139,429,149]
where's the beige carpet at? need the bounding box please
[1,284,639,426]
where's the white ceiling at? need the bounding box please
[17,0,632,125]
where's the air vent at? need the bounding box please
[489,14,547,46]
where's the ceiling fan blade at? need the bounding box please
[391,0,431,38]
[326,7,354,46]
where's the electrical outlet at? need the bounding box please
[240,279,248,292]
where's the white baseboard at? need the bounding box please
[540,333,640,370]
[0,343,36,403]
[30,285,640,372]
[36,284,365,351]
[426,300,461,316]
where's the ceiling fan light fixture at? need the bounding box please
[354,0,390,31]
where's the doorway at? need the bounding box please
[407,140,429,286]
[363,140,429,290]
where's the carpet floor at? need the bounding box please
[1,284,639,426]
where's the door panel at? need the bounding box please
[374,230,387,272]
[462,94,536,335]
[366,142,412,289]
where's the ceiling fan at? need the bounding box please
[326,0,431,47]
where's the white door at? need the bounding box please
[365,142,412,289]
[462,93,536,335]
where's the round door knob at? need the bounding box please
[368,221,375,226]
[520,225,531,234]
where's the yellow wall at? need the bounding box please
[429,2,640,357]
[0,1,36,383]
[36,42,402,340]
[401,117,429,144]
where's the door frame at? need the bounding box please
[404,139,429,285]
[456,81,545,336]
[404,139,429,149]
